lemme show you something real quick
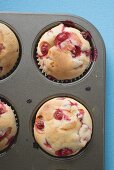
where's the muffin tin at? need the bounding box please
[0,13,105,170]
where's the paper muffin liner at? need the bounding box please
[31,95,93,159]
[0,96,19,156]
[33,20,98,84]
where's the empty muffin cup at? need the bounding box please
[33,97,92,157]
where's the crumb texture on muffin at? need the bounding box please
[33,97,92,157]
[0,101,17,152]
[37,24,91,80]
[0,23,19,78]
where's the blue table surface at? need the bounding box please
[0,0,114,169]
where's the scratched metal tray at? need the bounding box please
[0,13,105,170]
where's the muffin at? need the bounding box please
[37,24,91,80]
[0,101,17,152]
[33,97,92,157]
[0,23,19,78]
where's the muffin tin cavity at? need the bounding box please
[0,96,19,156]
[31,95,93,159]
[0,21,22,80]
[33,21,97,84]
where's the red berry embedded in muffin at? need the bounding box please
[40,41,50,56]
[0,102,7,115]
[55,148,73,156]
[54,32,70,46]
[71,45,81,57]
[35,120,44,130]
[54,109,63,120]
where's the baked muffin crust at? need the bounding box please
[0,101,17,152]
[33,97,92,157]
[0,23,19,78]
[37,24,91,80]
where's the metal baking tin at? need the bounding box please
[0,13,105,170]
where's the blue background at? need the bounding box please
[0,0,114,169]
